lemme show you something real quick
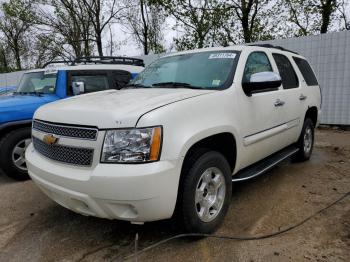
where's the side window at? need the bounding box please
[272,53,299,89]
[243,52,273,83]
[110,70,132,89]
[293,57,318,86]
[71,75,109,94]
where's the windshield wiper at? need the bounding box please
[123,83,150,89]
[14,91,43,96]
[152,82,205,89]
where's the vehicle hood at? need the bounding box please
[35,88,214,128]
[0,94,58,124]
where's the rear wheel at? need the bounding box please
[178,150,232,233]
[0,127,31,180]
[293,118,314,162]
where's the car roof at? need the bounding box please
[162,45,306,60]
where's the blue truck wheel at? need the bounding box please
[0,127,31,180]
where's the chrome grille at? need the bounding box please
[33,137,94,166]
[33,120,97,140]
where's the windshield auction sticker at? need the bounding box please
[212,79,221,86]
[209,53,236,59]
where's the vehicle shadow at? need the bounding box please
[0,170,18,185]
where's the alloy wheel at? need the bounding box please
[12,138,31,171]
[195,167,226,223]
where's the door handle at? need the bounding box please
[274,99,285,107]
[299,94,307,101]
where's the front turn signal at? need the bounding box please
[149,127,162,161]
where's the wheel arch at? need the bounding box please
[185,132,236,172]
[0,120,32,139]
[173,131,237,222]
[304,106,318,127]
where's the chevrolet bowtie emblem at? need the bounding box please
[43,134,59,145]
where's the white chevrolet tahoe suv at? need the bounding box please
[26,45,321,233]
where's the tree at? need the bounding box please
[0,0,34,70]
[319,0,337,33]
[34,0,94,59]
[223,0,272,43]
[285,0,316,36]
[0,39,11,73]
[152,0,226,50]
[122,0,165,54]
[337,0,350,30]
[81,0,126,56]
[31,33,62,68]
[285,0,337,36]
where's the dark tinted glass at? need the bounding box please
[272,54,299,89]
[71,75,109,93]
[293,57,318,86]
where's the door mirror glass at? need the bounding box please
[72,81,85,95]
[242,71,282,96]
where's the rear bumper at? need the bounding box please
[26,143,182,222]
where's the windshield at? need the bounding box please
[17,71,57,94]
[131,51,239,90]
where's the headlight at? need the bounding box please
[101,126,162,163]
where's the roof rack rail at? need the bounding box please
[42,60,73,68]
[73,56,145,67]
[248,44,299,55]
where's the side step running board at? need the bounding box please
[232,146,299,182]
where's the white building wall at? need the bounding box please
[258,31,350,125]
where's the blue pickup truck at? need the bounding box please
[0,57,144,180]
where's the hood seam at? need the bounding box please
[135,92,213,127]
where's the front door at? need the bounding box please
[236,51,286,169]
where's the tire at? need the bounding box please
[178,150,232,233]
[0,127,31,180]
[293,118,315,162]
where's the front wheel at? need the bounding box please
[179,150,232,233]
[293,118,315,162]
[0,127,31,180]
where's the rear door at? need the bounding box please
[271,53,304,145]
[292,57,321,123]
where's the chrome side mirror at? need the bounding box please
[250,71,281,83]
[72,81,85,96]
[242,71,282,96]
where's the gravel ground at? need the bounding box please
[0,129,349,262]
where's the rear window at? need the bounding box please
[293,57,318,86]
[71,75,109,93]
[272,53,299,89]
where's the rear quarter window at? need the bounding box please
[293,57,319,86]
[272,53,299,89]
